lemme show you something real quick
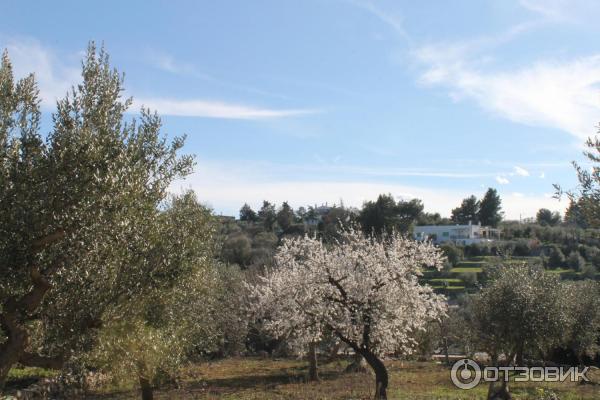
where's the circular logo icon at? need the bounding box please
[451,359,481,389]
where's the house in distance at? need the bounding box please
[413,221,501,245]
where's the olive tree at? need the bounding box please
[471,264,567,400]
[86,192,219,400]
[562,280,600,365]
[0,44,194,387]
[556,130,600,227]
[248,228,447,399]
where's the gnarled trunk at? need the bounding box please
[0,267,56,389]
[487,378,511,400]
[308,342,319,381]
[0,312,29,388]
[360,350,388,400]
[138,375,154,400]
[487,352,513,400]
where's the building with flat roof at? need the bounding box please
[413,221,500,245]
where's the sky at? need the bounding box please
[2,0,600,219]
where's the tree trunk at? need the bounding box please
[0,235,63,388]
[308,342,319,381]
[487,376,511,400]
[0,312,28,388]
[139,375,154,400]
[515,341,524,366]
[0,268,54,388]
[361,350,388,400]
[487,353,512,400]
[0,314,64,389]
[443,336,450,366]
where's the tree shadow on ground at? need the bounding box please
[187,367,345,392]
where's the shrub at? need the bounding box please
[547,245,566,269]
[567,251,586,272]
[440,243,462,267]
[581,264,597,279]
[458,272,478,287]
[513,240,532,257]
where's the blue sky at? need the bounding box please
[2,0,600,219]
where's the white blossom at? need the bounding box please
[249,227,447,357]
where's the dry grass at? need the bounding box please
[84,357,600,399]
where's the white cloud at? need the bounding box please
[134,97,319,119]
[539,172,546,179]
[496,176,510,185]
[1,37,80,109]
[174,160,563,220]
[414,46,600,140]
[513,166,530,176]
[2,37,315,120]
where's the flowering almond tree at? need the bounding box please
[249,228,447,399]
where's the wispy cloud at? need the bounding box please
[519,0,600,25]
[414,42,600,140]
[1,38,316,120]
[513,166,530,176]
[347,0,411,43]
[147,50,213,79]
[0,36,79,108]
[496,176,510,185]
[134,97,320,119]
[147,49,291,100]
[409,3,600,141]
[143,50,321,119]
[348,1,600,140]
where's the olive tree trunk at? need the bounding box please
[138,375,154,400]
[487,378,511,400]
[0,268,60,388]
[487,352,513,400]
[0,312,28,388]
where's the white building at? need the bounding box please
[413,221,500,245]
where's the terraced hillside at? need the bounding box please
[421,256,599,297]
